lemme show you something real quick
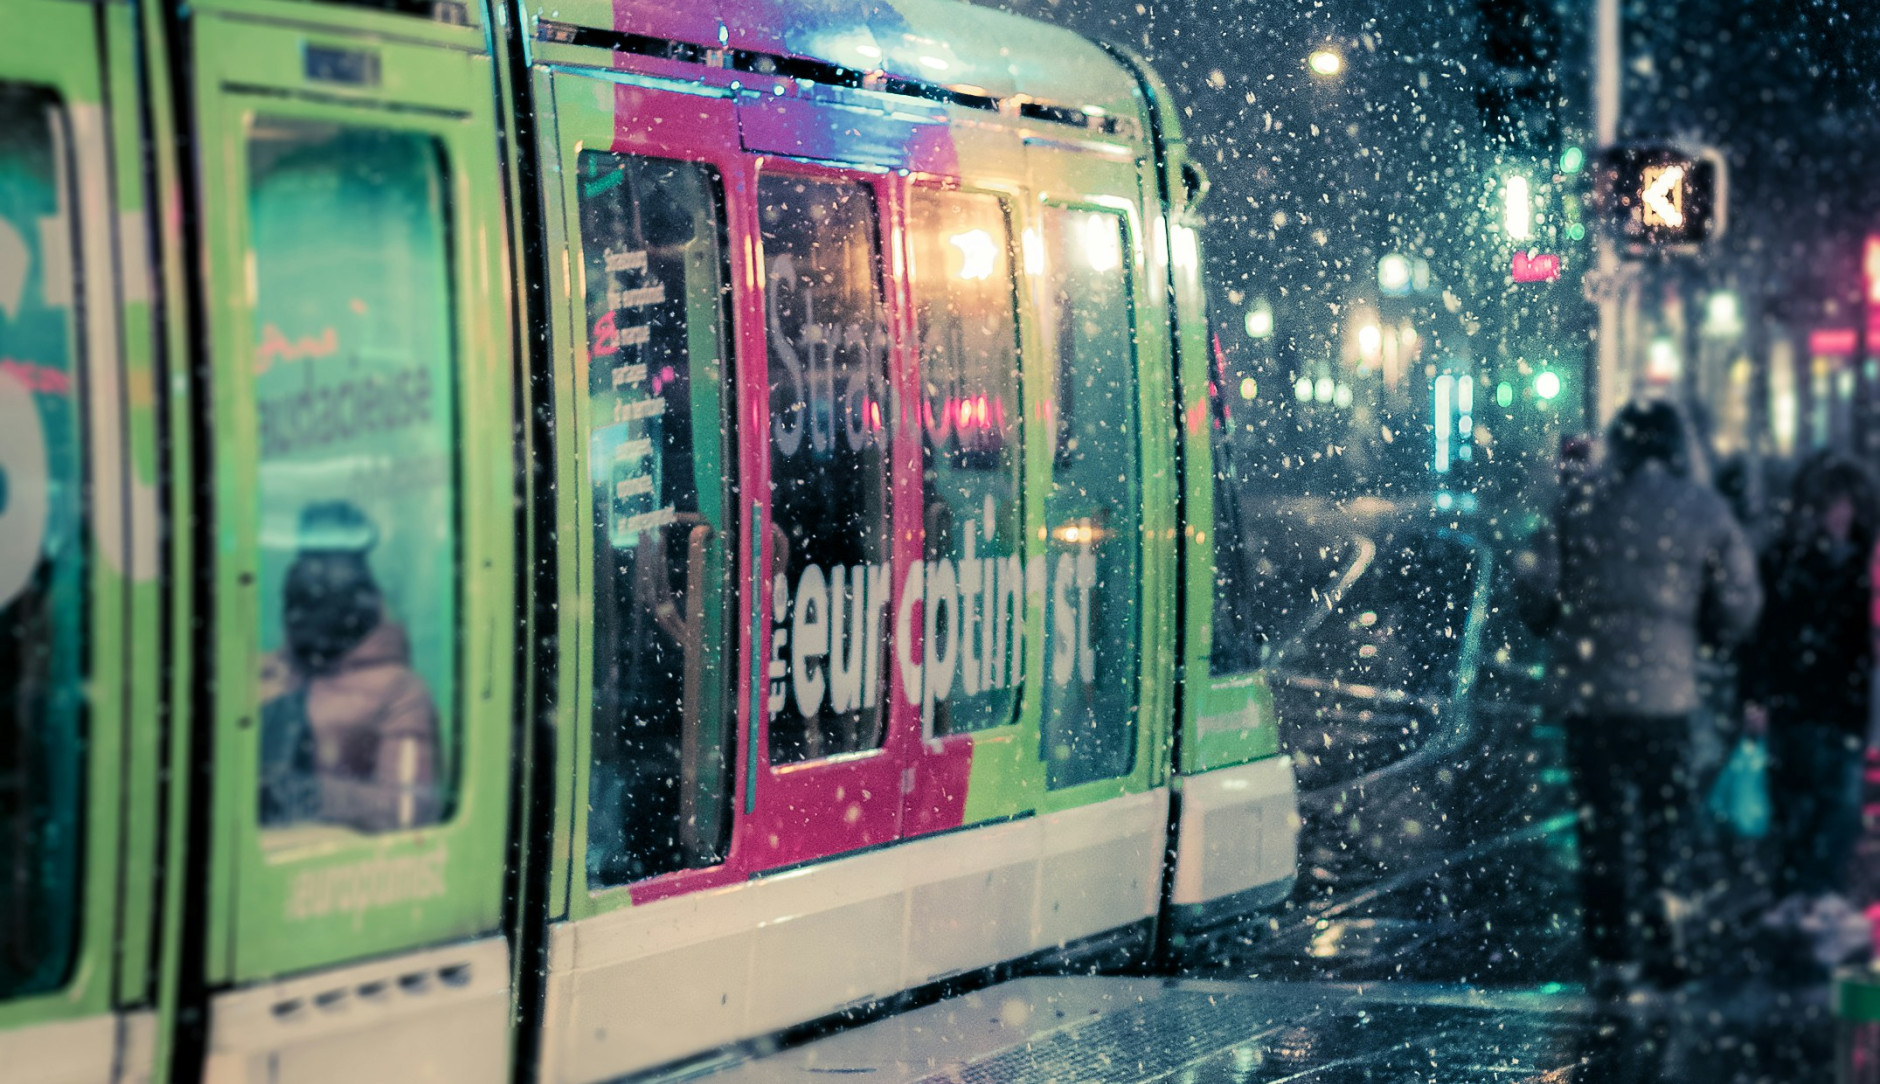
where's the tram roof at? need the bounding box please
[542,0,1148,135]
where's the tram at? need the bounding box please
[0,0,1299,1079]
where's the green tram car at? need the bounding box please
[0,0,1300,1079]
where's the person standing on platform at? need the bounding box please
[1520,400,1762,994]
[1744,453,1877,928]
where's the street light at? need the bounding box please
[1308,50,1342,77]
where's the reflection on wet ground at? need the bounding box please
[1165,984,1833,1084]
[1191,697,1858,1082]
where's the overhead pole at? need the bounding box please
[1589,0,1622,429]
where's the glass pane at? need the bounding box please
[0,83,83,1001]
[1038,207,1138,789]
[248,120,456,834]
[578,152,735,886]
[759,174,891,764]
[909,190,1022,736]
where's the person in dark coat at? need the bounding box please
[1519,401,1762,991]
[1743,453,1877,910]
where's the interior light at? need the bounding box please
[947,230,997,281]
[1082,215,1122,272]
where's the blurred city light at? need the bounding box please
[1308,50,1342,77]
[1503,175,1533,241]
[1357,322,1382,360]
[1239,376,1258,400]
[1646,337,1680,382]
[1559,145,1585,174]
[1534,370,1561,400]
[1496,381,1515,408]
[1433,374,1454,472]
[1703,291,1743,337]
[1377,253,1412,294]
[1245,299,1275,339]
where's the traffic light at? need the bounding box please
[1475,0,1562,148]
[1591,144,1726,252]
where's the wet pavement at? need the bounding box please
[1172,687,1862,1084]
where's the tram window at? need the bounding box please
[1038,207,1139,789]
[759,175,892,764]
[0,84,84,1000]
[908,190,1022,736]
[246,120,457,835]
[577,153,736,886]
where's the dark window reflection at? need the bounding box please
[578,153,736,885]
[0,83,83,1001]
[760,175,891,764]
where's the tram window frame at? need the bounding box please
[1204,329,1265,677]
[906,186,1025,737]
[0,80,88,1003]
[243,116,463,839]
[756,170,895,767]
[573,150,739,888]
[1036,204,1142,791]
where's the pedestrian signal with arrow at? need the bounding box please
[1591,144,1725,255]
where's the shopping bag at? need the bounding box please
[1706,737,1771,840]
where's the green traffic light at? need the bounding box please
[1496,382,1514,408]
[1560,146,1585,174]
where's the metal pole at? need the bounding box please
[1590,0,1621,429]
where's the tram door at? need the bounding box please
[0,1,162,1080]
[532,67,752,1078]
[184,4,515,1080]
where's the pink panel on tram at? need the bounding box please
[901,737,972,837]
[613,0,722,50]
[611,82,740,158]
